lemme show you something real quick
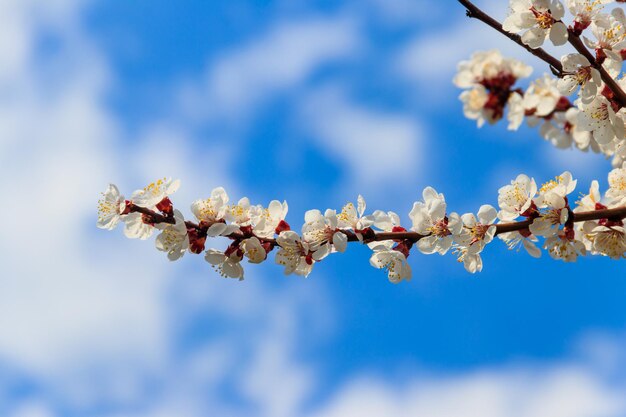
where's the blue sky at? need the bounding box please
[1,0,625,416]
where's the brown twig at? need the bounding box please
[457,0,564,76]
[133,203,626,245]
[129,204,175,224]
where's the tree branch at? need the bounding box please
[567,31,626,108]
[457,0,564,76]
[134,204,626,245]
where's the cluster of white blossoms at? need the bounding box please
[98,168,626,283]
[454,50,533,128]
[456,1,626,167]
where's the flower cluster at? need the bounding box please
[454,50,533,128]
[98,170,626,283]
[456,1,626,167]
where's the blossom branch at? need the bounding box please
[98,168,626,282]
[455,0,626,166]
[567,30,626,109]
[131,203,626,243]
[457,0,564,75]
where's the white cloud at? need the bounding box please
[179,17,361,123]
[8,402,55,417]
[309,362,625,417]
[33,324,623,417]
[0,0,89,82]
[239,303,314,417]
[364,0,425,24]
[0,0,231,399]
[73,274,330,417]
[0,0,170,392]
[298,86,424,189]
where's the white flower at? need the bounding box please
[455,247,484,273]
[369,241,412,283]
[302,209,347,258]
[205,249,244,280]
[507,92,526,130]
[575,180,602,211]
[454,50,532,88]
[131,177,180,208]
[190,187,238,237]
[529,192,569,237]
[544,231,586,261]
[540,115,574,149]
[409,187,462,255]
[608,137,626,167]
[537,108,598,152]
[523,74,562,117]
[275,231,314,277]
[582,221,626,258]
[576,180,626,258]
[371,210,401,232]
[529,171,578,232]
[459,86,490,127]
[497,174,538,221]
[502,0,568,48]
[565,107,597,151]
[191,187,229,221]
[577,95,625,144]
[456,205,498,254]
[337,195,374,238]
[606,161,626,204]
[226,197,252,225]
[567,0,611,32]
[536,171,577,204]
[241,237,267,263]
[251,200,289,239]
[155,210,189,261]
[455,50,532,127]
[453,206,497,272]
[123,212,154,240]
[97,184,127,230]
[498,231,542,257]
[557,54,601,103]
[584,8,626,56]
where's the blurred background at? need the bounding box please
[1,0,626,416]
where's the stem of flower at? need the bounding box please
[457,0,564,76]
